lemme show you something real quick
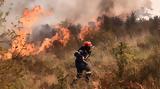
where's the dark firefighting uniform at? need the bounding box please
[74,46,92,81]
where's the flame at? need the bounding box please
[37,24,71,54]
[79,19,102,40]
[79,26,90,40]
[36,27,71,54]
[4,27,70,59]
[9,30,36,56]
[37,34,59,54]
[0,5,62,60]
[0,5,96,60]
[20,6,44,28]
[6,5,55,57]
[59,27,71,46]
[7,27,70,58]
[3,52,12,60]
[8,26,71,57]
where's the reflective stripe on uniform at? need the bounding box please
[86,71,92,74]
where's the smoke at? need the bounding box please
[1,0,101,27]
[29,24,57,42]
[1,0,155,27]
[102,0,152,17]
[0,0,159,59]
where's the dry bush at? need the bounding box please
[1,13,160,89]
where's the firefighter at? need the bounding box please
[74,41,93,82]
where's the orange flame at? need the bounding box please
[20,6,45,28]
[1,5,105,60]
[36,26,71,54]
[79,19,102,40]
[58,27,71,46]
[79,26,90,41]
[7,27,70,58]
[6,26,70,59]
[9,30,36,57]
[0,5,99,60]
[2,52,12,60]
[37,34,59,54]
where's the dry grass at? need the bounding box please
[0,13,160,89]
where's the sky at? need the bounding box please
[152,0,160,10]
[150,0,160,16]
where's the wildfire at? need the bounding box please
[9,30,36,57]
[79,26,90,40]
[1,5,101,60]
[79,19,102,40]
[5,27,70,59]
[37,34,59,54]
[20,6,45,28]
[58,27,71,46]
[2,52,12,60]
[37,26,71,54]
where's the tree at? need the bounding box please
[126,12,137,29]
[149,16,160,38]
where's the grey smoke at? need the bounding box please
[28,24,56,42]
[0,0,159,44]
[1,0,154,27]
